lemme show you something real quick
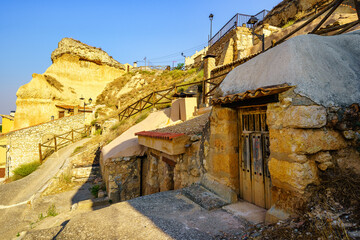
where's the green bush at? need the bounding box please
[47,204,58,217]
[95,128,102,135]
[12,161,41,180]
[90,185,100,198]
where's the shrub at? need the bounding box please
[72,146,84,156]
[12,161,41,180]
[95,128,102,135]
[47,204,58,217]
[135,111,150,124]
[90,185,100,198]
[282,19,295,28]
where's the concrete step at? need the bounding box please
[223,200,266,224]
[181,183,228,210]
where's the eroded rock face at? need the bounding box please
[14,38,125,129]
[263,0,329,27]
[51,38,124,70]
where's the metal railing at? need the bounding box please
[208,10,269,46]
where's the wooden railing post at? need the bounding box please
[202,80,206,105]
[71,129,74,142]
[39,143,43,163]
[54,136,57,152]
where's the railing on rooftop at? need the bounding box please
[208,9,269,47]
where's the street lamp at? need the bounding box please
[79,96,92,121]
[209,13,214,39]
[247,16,265,52]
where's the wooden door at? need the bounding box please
[59,111,65,118]
[238,107,272,209]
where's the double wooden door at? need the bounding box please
[238,107,272,209]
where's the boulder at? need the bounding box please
[269,128,347,154]
[268,157,319,192]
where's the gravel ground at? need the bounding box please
[154,113,210,135]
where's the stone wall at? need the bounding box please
[207,27,253,66]
[4,113,85,177]
[100,155,142,202]
[141,138,205,196]
[205,88,359,219]
[266,89,359,217]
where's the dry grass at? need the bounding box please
[96,68,203,115]
[257,168,360,240]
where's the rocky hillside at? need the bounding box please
[14,38,125,130]
[263,0,356,27]
[96,68,203,118]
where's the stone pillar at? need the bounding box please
[74,106,79,115]
[202,106,239,203]
[202,55,216,106]
[203,54,216,80]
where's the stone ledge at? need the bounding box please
[200,174,238,203]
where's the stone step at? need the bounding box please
[181,183,228,210]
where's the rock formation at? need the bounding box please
[14,38,125,130]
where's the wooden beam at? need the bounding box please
[275,0,338,46]
[354,0,360,19]
[310,0,344,34]
[39,143,43,163]
[336,20,360,34]
[314,20,359,34]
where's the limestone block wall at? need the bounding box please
[204,106,239,202]
[5,114,85,176]
[100,155,142,202]
[207,27,253,66]
[266,89,359,213]
[142,144,204,196]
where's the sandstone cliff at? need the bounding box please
[14,38,125,130]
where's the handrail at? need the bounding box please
[39,125,91,162]
[208,10,269,46]
[118,71,232,121]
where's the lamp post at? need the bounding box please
[247,16,265,52]
[209,13,214,40]
[79,96,92,121]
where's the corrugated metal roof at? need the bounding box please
[135,131,185,140]
[211,84,292,105]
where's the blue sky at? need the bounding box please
[0,0,280,119]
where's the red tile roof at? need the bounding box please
[211,84,292,105]
[135,131,185,140]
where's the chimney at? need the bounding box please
[133,62,137,68]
